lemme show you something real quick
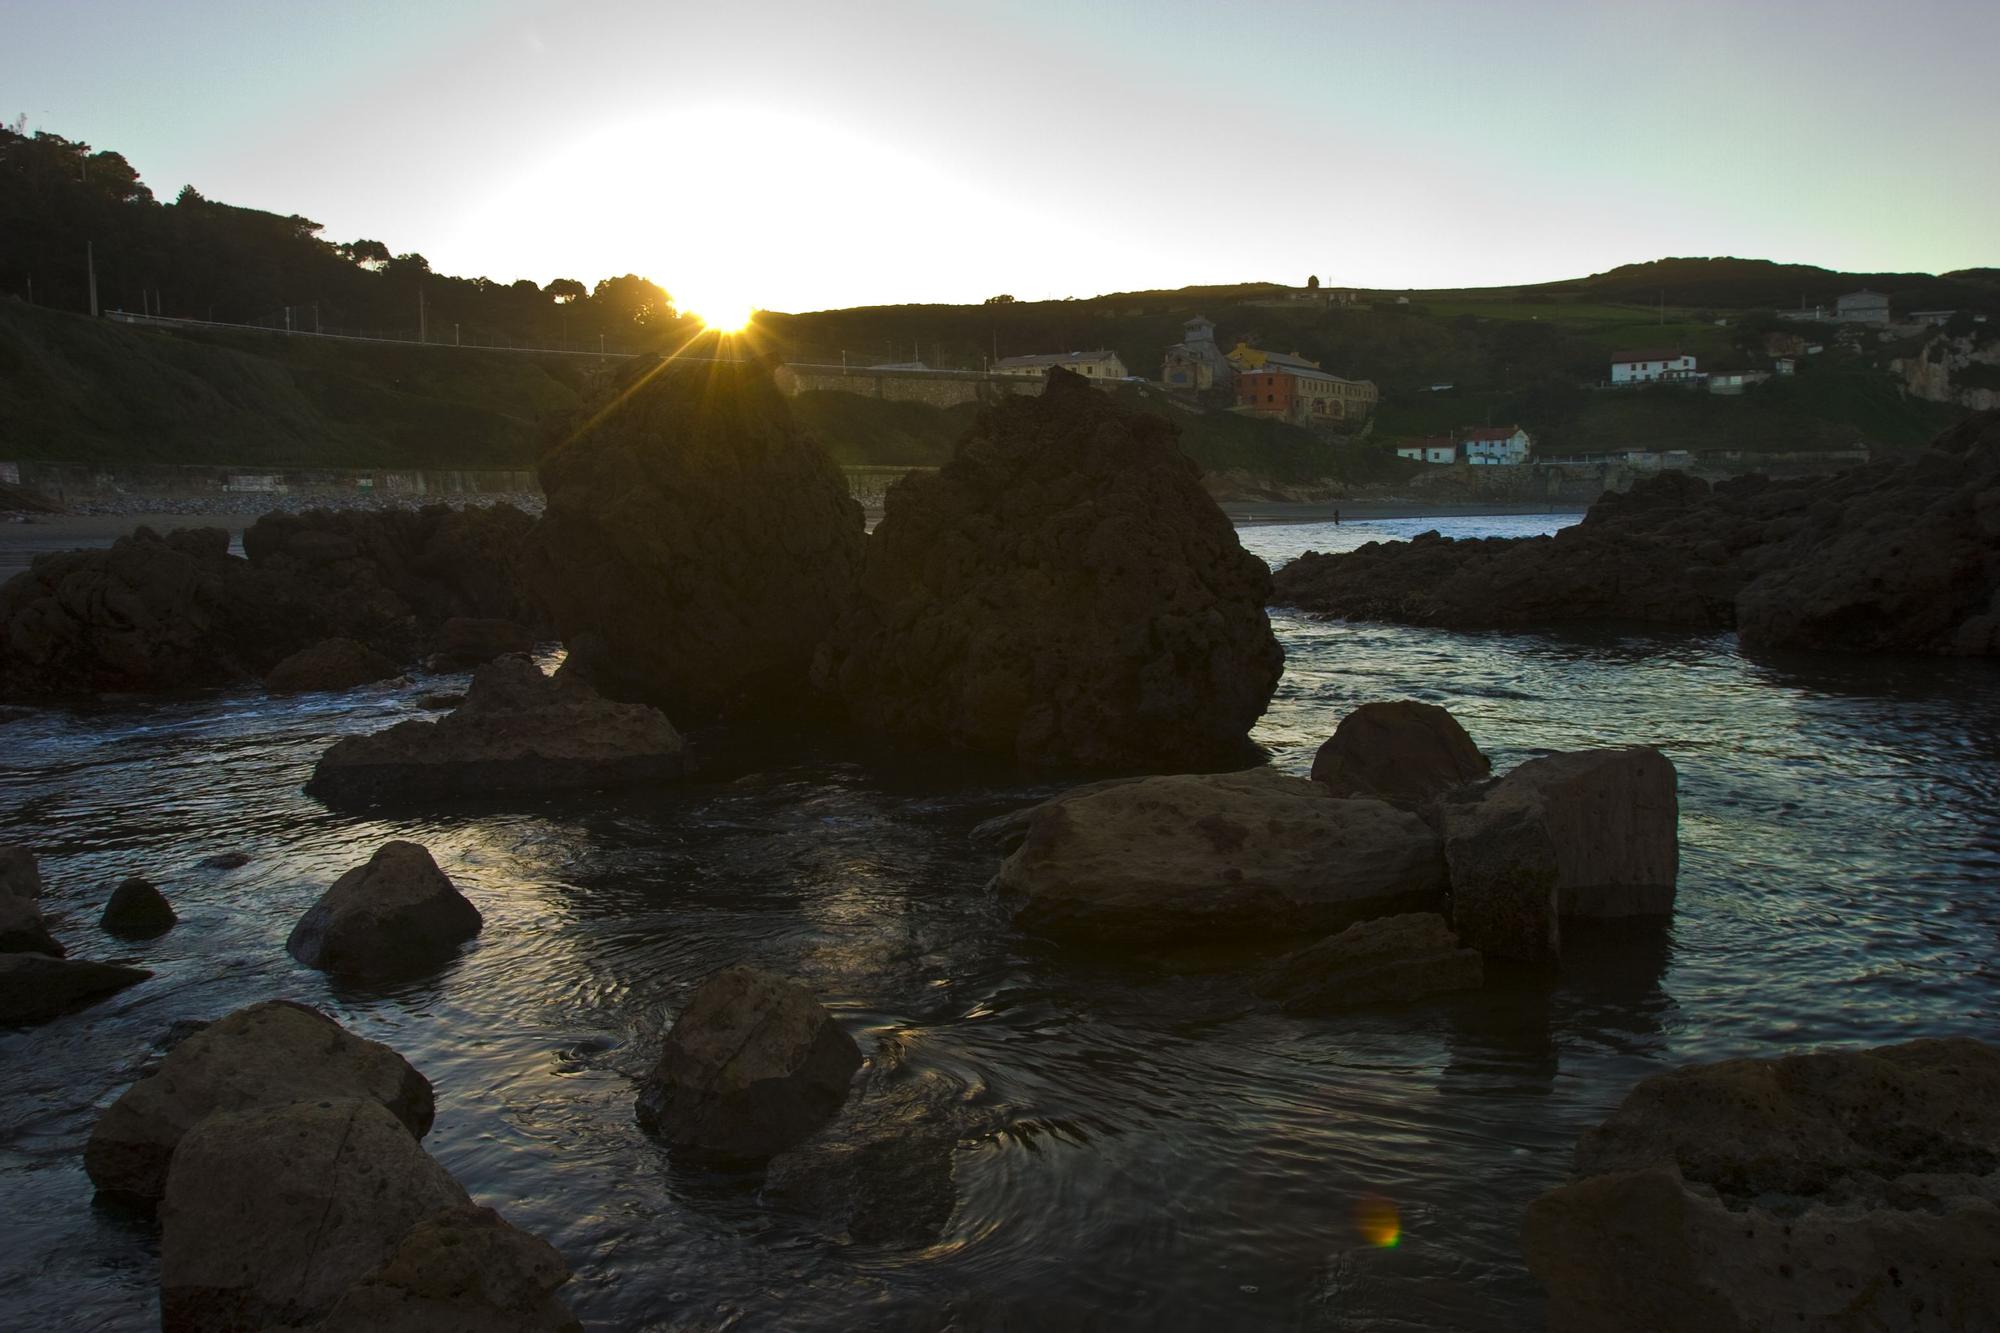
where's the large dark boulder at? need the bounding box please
[99,876,176,938]
[815,369,1283,769]
[159,1099,472,1333]
[306,656,686,805]
[1271,412,2000,658]
[264,636,402,694]
[286,841,482,979]
[1443,746,1679,964]
[531,359,864,717]
[991,768,1449,947]
[635,965,863,1158]
[1523,1038,2000,1332]
[85,998,435,1201]
[0,953,149,1026]
[1309,700,1490,806]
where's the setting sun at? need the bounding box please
[691,299,754,333]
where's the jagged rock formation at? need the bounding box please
[532,359,864,717]
[0,505,551,699]
[306,656,686,805]
[815,368,1283,769]
[1524,1037,2000,1333]
[1272,411,2000,656]
[991,767,1448,947]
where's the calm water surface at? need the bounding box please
[3,512,1997,1331]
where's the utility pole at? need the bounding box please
[418,287,426,344]
[86,241,98,317]
[454,322,460,346]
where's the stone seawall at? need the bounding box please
[776,364,1047,408]
[7,462,538,504]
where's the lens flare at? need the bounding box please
[1354,1194,1400,1248]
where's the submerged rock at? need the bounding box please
[1523,1037,2000,1333]
[993,768,1449,947]
[85,998,436,1201]
[1309,700,1491,806]
[310,1204,579,1333]
[196,850,250,870]
[159,1098,471,1333]
[815,368,1283,769]
[532,359,864,717]
[1257,912,1482,1014]
[263,636,402,694]
[286,841,482,979]
[1442,747,1678,964]
[0,953,149,1026]
[99,876,177,938]
[636,966,863,1158]
[306,656,687,805]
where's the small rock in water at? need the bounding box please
[197,850,251,870]
[635,965,862,1158]
[1309,700,1491,807]
[0,953,150,1027]
[1257,913,1482,1014]
[285,842,482,980]
[416,691,465,710]
[100,876,177,938]
[0,844,43,899]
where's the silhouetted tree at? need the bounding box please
[1307,274,1320,290]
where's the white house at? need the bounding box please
[1835,290,1891,325]
[1461,425,1531,464]
[993,349,1129,379]
[1395,436,1458,464]
[1610,350,1699,384]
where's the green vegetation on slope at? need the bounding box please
[0,301,604,468]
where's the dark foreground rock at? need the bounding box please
[1273,411,2000,656]
[264,636,402,694]
[815,368,1283,769]
[159,1099,471,1333]
[427,615,536,670]
[85,998,435,1201]
[306,656,687,804]
[1443,747,1678,964]
[532,359,864,717]
[99,876,176,938]
[286,841,482,979]
[1,843,43,898]
[0,953,149,1026]
[1523,1037,2000,1332]
[1257,912,1482,1013]
[992,768,1448,947]
[0,891,62,955]
[310,1204,580,1333]
[1309,700,1491,806]
[636,966,863,1158]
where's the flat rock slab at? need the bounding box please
[993,767,1449,947]
[1524,1037,2000,1333]
[1258,912,1482,1013]
[636,966,862,1159]
[306,656,686,805]
[0,952,149,1026]
[286,841,482,980]
[85,998,435,1201]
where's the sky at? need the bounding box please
[5,0,1996,317]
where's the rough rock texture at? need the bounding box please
[1272,411,2000,656]
[286,841,482,979]
[159,1098,471,1333]
[635,965,863,1158]
[99,876,176,938]
[815,369,1283,768]
[1309,700,1491,806]
[85,998,436,1201]
[306,656,686,805]
[0,843,43,898]
[0,953,149,1026]
[1523,1038,2000,1333]
[763,1036,994,1247]
[0,891,62,955]
[1443,747,1679,964]
[0,506,550,700]
[264,636,402,694]
[242,503,550,663]
[1257,912,1483,1013]
[532,359,864,718]
[967,777,1147,854]
[308,1205,579,1333]
[993,767,1449,946]
[427,616,536,670]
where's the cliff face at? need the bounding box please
[1895,334,2000,412]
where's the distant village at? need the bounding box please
[776,284,1987,470]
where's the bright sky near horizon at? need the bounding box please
[5,0,1995,316]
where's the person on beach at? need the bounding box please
[1334,508,1341,526]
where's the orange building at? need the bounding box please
[1231,345,1378,424]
